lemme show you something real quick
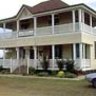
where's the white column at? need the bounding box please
[82,10,85,23]
[17,20,19,37]
[73,44,76,60]
[72,10,75,32]
[90,14,92,33]
[78,9,82,32]
[3,48,5,67]
[52,14,55,34]
[34,46,37,69]
[16,47,19,60]
[34,17,37,36]
[82,44,85,59]
[16,47,20,73]
[81,10,85,32]
[90,15,92,27]
[79,43,83,68]
[3,23,6,32]
[25,47,30,74]
[52,45,55,70]
[80,43,83,59]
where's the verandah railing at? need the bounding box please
[0,23,96,39]
[0,58,91,73]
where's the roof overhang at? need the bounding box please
[0,3,96,23]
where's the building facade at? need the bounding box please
[0,0,96,73]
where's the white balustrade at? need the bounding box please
[29,59,36,68]
[81,59,91,68]
[37,26,52,36]
[19,29,34,37]
[93,28,96,35]
[3,59,12,68]
[0,23,96,40]
[0,31,17,39]
[0,58,91,73]
[75,59,91,70]
[81,23,92,34]
[54,23,74,34]
[74,59,81,70]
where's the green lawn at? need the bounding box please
[0,76,96,96]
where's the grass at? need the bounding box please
[0,76,96,96]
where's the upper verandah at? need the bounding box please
[0,0,96,22]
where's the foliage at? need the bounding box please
[0,66,10,74]
[29,67,36,75]
[5,49,17,59]
[65,72,77,78]
[40,56,49,71]
[0,66,3,72]
[37,72,49,77]
[51,71,57,76]
[57,71,64,78]
[56,59,66,71]
[1,69,10,74]
[66,60,74,73]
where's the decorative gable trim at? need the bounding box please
[17,5,33,20]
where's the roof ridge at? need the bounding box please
[30,0,69,14]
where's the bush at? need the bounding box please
[66,60,74,72]
[40,56,49,71]
[57,71,64,78]
[37,72,49,77]
[51,71,57,76]
[65,72,77,78]
[0,66,3,72]
[56,59,66,71]
[1,68,10,74]
[29,67,36,75]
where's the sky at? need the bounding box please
[0,0,96,57]
[0,0,96,20]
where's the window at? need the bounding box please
[48,15,59,25]
[21,22,30,29]
[54,15,59,25]
[30,49,34,59]
[85,44,88,59]
[85,13,90,25]
[48,16,51,25]
[20,19,31,30]
[20,48,25,59]
[75,11,79,22]
[55,45,62,59]
[76,44,80,58]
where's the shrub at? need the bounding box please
[56,59,66,71]
[37,72,49,77]
[1,68,10,74]
[29,67,36,75]
[51,71,57,76]
[57,71,64,78]
[66,60,74,73]
[0,66,3,72]
[65,72,77,78]
[40,56,49,71]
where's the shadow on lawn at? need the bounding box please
[85,85,94,89]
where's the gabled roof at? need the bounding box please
[30,0,69,14]
[0,0,96,22]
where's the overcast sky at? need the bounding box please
[0,0,96,57]
[0,0,96,20]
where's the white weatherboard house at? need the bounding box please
[0,0,96,74]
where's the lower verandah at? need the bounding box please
[0,43,91,73]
